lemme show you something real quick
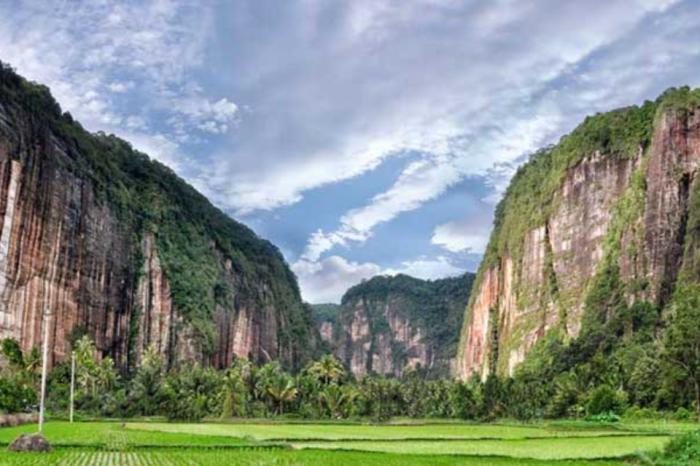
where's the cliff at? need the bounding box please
[325,273,475,378]
[0,62,318,372]
[457,87,700,379]
[310,303,340,345]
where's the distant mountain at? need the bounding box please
[319,273,475,379]
[0,61,319,372]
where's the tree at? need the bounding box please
[308,355,345,386]
[267,375,297,415]
[220,366,247,419]
[96,357,118,393]
[75,335,98,397]
[319,384,357,419]
[1,338,24,368]
[130,346,164,416]
[663,285,700,417]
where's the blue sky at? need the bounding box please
[2,0,700,302]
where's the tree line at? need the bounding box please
[1,285,700,422]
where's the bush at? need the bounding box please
[645,431,700,465]
[586,386,628,416]
[587,411,621,423]
[672,407,694,421]
[623,406,665,421]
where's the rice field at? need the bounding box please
[0,420,690,465]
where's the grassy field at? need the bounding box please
[125,421,636,440]
[0,420,691,465]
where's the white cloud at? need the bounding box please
[196,0,683,217]
[0,0,237,169]
[432,221,490,254]
[293,253,465,303]
[293,255,381,304]
[384,256,464,281]
[284,0,700,275]
[108,81,135,93]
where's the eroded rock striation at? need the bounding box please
[0,62,318,372]
[457,87,700,380]
[323,273,474,378]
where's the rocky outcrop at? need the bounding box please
[327,273,474,378]
[0,62,318,372]
[458,88,700,380]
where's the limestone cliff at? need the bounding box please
[457,87,700,379]
[326,273,475,378]
[0,62,318,371]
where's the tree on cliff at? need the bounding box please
[663,285,700,417]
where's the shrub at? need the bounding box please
[645,430,700,465]
[586,386,628,416]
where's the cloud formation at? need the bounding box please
[0,0,236,167]
[3,0,700,303]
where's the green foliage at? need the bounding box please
[0,60,317,369]
[662,285,700,417]
[585,385,627,416]
[310,303,342,323]
[1,339,23,368]
[0,338,37,413]
[337,272,475,377]
[646,430,700,465]
[163,364,221,422]
[480,100,657,273]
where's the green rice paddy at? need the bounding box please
[0,420,691,465]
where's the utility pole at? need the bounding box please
[38,310,52,433]
[69,351,75,423]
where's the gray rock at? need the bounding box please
[7,434,52,452]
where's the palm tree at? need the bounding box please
[320,383,358,419]
[267,376,298,415]
[131,348,164,416]
[96,357,118,393]
[309,355,345,386]
[220,367,247,419]
[74,335,98,397]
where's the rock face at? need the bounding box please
[326,273,475,378]
[457,88,700,380]
[0,63,318,372]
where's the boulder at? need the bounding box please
[7,434,52,452]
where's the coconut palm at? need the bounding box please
[267,376,298,415]
[309,355,345,386]
[320,383,358,419]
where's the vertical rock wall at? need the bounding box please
[458,100,700,380]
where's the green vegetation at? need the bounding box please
[0,60,317,369]
[310,303,342,324]
[331,273,475,377]
[0,449,629,466]
[0,420,684,465]
[0,422,251,448]
[454,87,700,428]
[645,430,700,465]
[125,421,631,441]
[295,436,669,459]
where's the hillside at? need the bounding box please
[457,87,700,380]
[0,61,318,371]
[323,273,475,378]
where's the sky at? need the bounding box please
[1,0,699,303]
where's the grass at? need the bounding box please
[0,420,689,465]
[0,449,628,466]
[125,421,633,441]
[0,422,252,448]
[292,436,670,460]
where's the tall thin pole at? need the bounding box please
[69,351,75,423]
[38,311,51,433]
